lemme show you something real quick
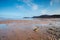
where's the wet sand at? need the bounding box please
[0,18,60,40]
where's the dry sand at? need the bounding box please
[0,18,60,40]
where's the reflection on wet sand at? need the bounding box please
[0,18,60,40]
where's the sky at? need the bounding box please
[0,0,60,18]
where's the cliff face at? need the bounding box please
[32,15,60,18]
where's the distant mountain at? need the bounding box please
[24,17,30,18]
[32,15,60,18]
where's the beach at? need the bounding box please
[0,18,60,40]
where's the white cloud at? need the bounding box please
[22,0,32,3]
[54,0,60,3]
[50,1,53,6]
[32,4,38,10]
[40,9,48,15]
[52,9,60,15]
[16,4,25,10]
[43,9,60,15]
[17,0,39,10]
[40,9,60,15]
[50,0,60,6]
[16,5,23,8]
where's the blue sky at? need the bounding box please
[0,0,60,18]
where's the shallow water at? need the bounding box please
[0,24,7,30]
